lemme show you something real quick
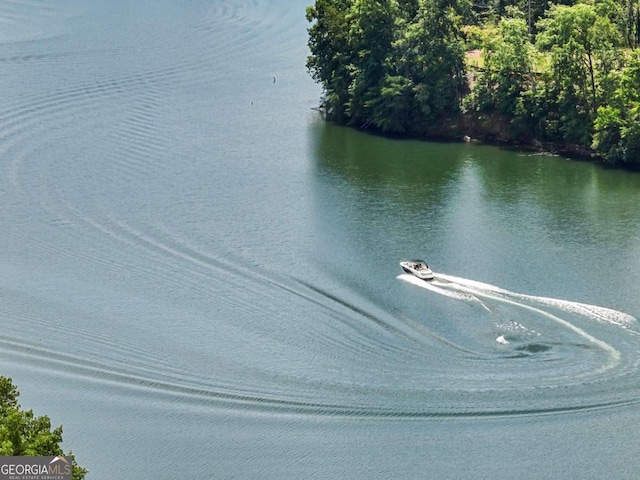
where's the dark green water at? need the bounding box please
[1,0,640,478]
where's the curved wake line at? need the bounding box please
[3,335,638,420]
[399,275,492,312]
[398,272,638,374]
[437,273,637,328]
[453,280,621,373]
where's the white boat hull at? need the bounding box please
[400,260,434,280]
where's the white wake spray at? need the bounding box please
[398,272,638,373]
[436,273,637,329]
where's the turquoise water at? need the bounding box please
[1,1,640,478]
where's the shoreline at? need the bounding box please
[426,111,603,163]
[316,108,640,171]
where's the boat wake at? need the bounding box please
[398,272,638,374]
[399,272,636,326]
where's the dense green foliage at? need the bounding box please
[0,376,87,479]
[306,0,468,135]
[306,0,640,166]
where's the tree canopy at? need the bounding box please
[0,376,87,479]
[307,0,468,135]
[306,0,640,167]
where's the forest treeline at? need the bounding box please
[306,0,640,166]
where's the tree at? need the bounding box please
[366,74,416,132]
[472,16,542,140]
[397,0,420,20]
[474,17,535,113]
[592,51,640,165]
[621,121,640,164]
[345,0,399,126]
[306,0,355,122]
[471,0,550,30]
[0,376,87,479]
[619,0,640,48]
[536,3,622,144]
[592,106,625,162]
[393,0,467,130]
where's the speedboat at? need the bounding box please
[399,259,435,280]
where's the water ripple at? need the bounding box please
[1,0,639,426]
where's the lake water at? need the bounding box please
[2,1,640,478]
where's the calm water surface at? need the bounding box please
[2,1,640,478]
